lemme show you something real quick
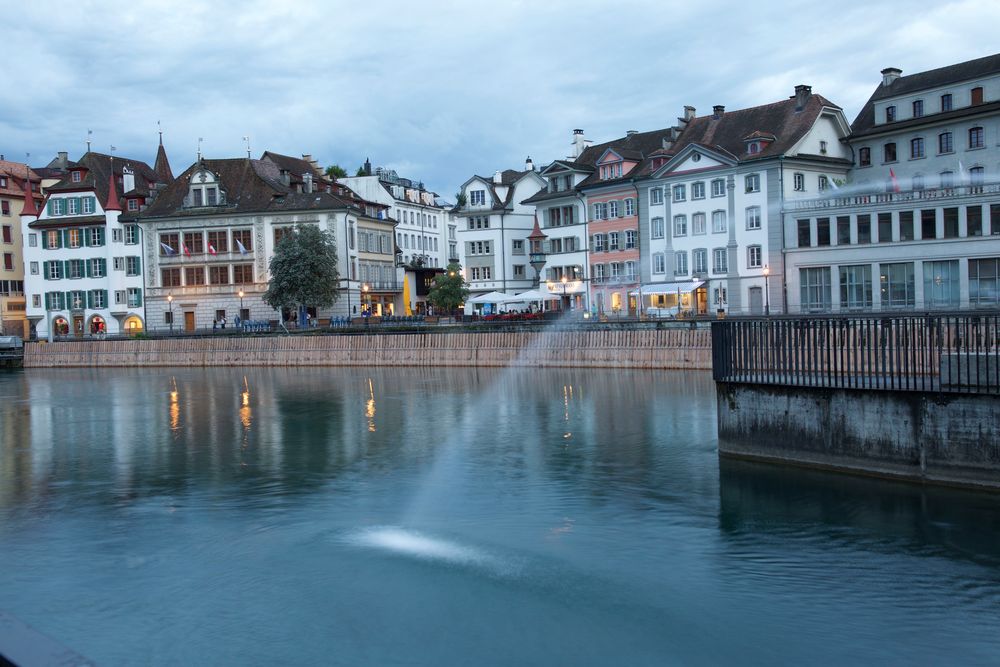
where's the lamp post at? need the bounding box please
[167,294,174,332]
[238,289,245,325]
[362,283,370,328]
[763,266,770,316]
[560,275,568,311]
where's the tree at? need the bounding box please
[264,224,339,326]
[325,164,348,180]
[454,192,467,208]
[355,166,367,177]
[427,262,469,320]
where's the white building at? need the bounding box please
[20,151,167,337]
[453,164,545,310]
[639,88,852,315]
[784,52,1000,312]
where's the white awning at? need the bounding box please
[511,289,546,301]
[635,280,705,296]
[469,291,518,303]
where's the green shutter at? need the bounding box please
[81,227,89,247]
[90,197,97,213]
[97,227,104,246]
[99,258,106,276]
[85,291,91,309]
[44,293,51,310]
[42,261,49,279]
[74,197,82,215]
[64,292,72,311]
[46,200,53,216]
[102,290,109,309]
[133,288,142,307]
[84,259,91,278]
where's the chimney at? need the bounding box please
[525,156,534,171]
[626,130,638,138]
[881,67,902,87]
[122,166,135,194]
[57,152,69,168]
[493,170,503,185]
[303,172,313,194]
[683,105,696,122]
[572,129,587,158]
[712,105,725,119]
[280,169,290,186]
[794,84,812,111]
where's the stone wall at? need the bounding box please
[717,382,1000,490]
[23,328,712,370]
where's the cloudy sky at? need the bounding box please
[3,0,998,199]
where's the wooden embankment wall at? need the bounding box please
[23,329,712,370]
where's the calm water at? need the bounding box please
[1,366,999,666]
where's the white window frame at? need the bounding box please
[651,217,665,239]
[745,174,760,193]
[712,210,727,233]
[745,206,761,230]
[673,215,687,237]
[747,245,762,269]
[711,179,726,197]
[692,182,705,200]
[650,188,663,205]
[672,184,686,202]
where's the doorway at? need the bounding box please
[749,287,763,315]
[73,316,84,337]
[184,311,195,331]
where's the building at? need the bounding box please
[138,155,392,330]
[20,150,165,338]
[0,159,43,336]
[640,87,852,315]
[453,163,545,309]
[339,160,451,270]
[784,53,1000,312]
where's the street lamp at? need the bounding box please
[238,289,245,324]
[763,265,770,316]
[560,275,568,311]
[362,283,370,327]
[167,294,174,332]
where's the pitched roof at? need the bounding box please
[575,128,679,188]
[0,159,42,204]
[44,152,161,208]
[467,169,540,210]
[154,141,174,184]
[851,52,1000,134]
[139,157,370,220]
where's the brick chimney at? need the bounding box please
[712,105,725,119]
[794,84,812,111]
[881,68,902,87]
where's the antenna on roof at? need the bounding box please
[197,137,204,161]
[86,129,92,153]
[243,136,251,159]
[110,145,116,170]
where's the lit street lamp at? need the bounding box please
[238,289,245,321]
[167,294,174,332]
[763,265,770,316]
[362,283,370,327]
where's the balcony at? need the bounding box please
[787,181,1000,213]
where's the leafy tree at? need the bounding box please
[427,262,469,319]
[264,224,339,322]
[455,192,467,207]
[325,164,348,179]
[355,166,367,177]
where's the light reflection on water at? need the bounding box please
[0,367,999,666]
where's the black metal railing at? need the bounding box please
[712,313,1000,394]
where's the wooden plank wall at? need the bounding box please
[23,329,712,370]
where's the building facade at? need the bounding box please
[783,53,1000,312]
[20,151,164,338]
[0,159,43,336]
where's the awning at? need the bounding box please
[469,291,518,304]
[511,289,546,301]
[633,280,705,296]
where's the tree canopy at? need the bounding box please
[264,224,339,315]
[325,164,348,179]
[427,262,469,315]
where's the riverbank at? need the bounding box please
[22,326,712,369]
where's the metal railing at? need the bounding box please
[712,313,1000,394]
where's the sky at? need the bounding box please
[3,0,999,200]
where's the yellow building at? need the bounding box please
[0,159,43,337]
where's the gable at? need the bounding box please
[597,149,624,165]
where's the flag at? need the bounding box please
[182,243,191,257]
[958,160,967,183]
[160,242,177,255]
[889,168,900,193]
[828,178,839,191]
[236,239,248,255]
[208,244,217,256]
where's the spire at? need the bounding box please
[20,168,38,218]
[154,142,173,183]
[527,213,547,241]
[104,171,122,211]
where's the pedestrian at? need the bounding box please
[221,316,226,330]
[213,318,218,331]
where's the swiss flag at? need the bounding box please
[182,244,191,257]
[208,244,217,256]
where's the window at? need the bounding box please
[692,182,705,199]
[857,214,871,244]
[232,229,253,254]
[793,173,805,191]
[71,170,81,183]
[512,264,525,279]
[939,132,953,154]
[51,199,65,215]
[837,216,851,244]
[87,227,103,246]
[651,217,665,239]
[797,219,811,247]
[883,142,897,163]
[859,147,871,167]
[469,190,486,206]
[692,213,706,235]
[966,206,982,236]
[712,248,728,274]
[184,232,204,254]
[112,228,123,243]
[712,210,726,233]
[745,206,761,230]
[32,295,40,308]
[800,267,832,311]
[207,231,228,253]
[67,259,85,279]
[941,93,952,112]
[592,264,606,282]
[161,268,181,287]
[745,174,760,193]
[127,199,139,211]
[713,287,727,306]
[185,267,204,285]
[885,105,896,122]
[693,249,708,274]
[233,264,254,284]
[879,262,915,307]
[878,212,892,243]
[29,261,38,275]
[969,126,984,149]
[839,265,873,310]
[1,225,10,243]
[608,232,620,251]
[3,253,11,271]
[608,200,619,218]
[672,184,686,202]
[122,256,138,276]
[711,179,726,197]
[969,259,1000,307]
[66,229,81,248]
[625,230,636,249]
[82,197,94,214]
[512,239,524,255]
[912,100,924,118]
[592,203,607,220]
[124,225,138,244]
[971,87,983,105]
[674,251,687,275]
[92,290,107,309]
[624,198,634,216]
[673,215,687,237]
[46,230,60,249]
[943,207,959,239]
[69,290,85,310]
[209,266,229,285]
[913,174,925,190]
[817,218,831,246]
[650,188,663,205]
[820,140,828,154]
[818,176,829,192]
[592,234,605,252]
[910,137,924,159]
[29,233,37,247]
[90,258,105,278]
[970,166,985,189]
[160,233,179,255]
[127,288,142,308]
[624,261,636,281]
[68,198,79,215]
[747,245,762,269]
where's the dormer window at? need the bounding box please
[71,171,82,183]
[127,199,139,212]
[469,189,486,206]
[600,162,623,180]
[748,142,761,154]
[885,105,896,122]
[187,169,223,208]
